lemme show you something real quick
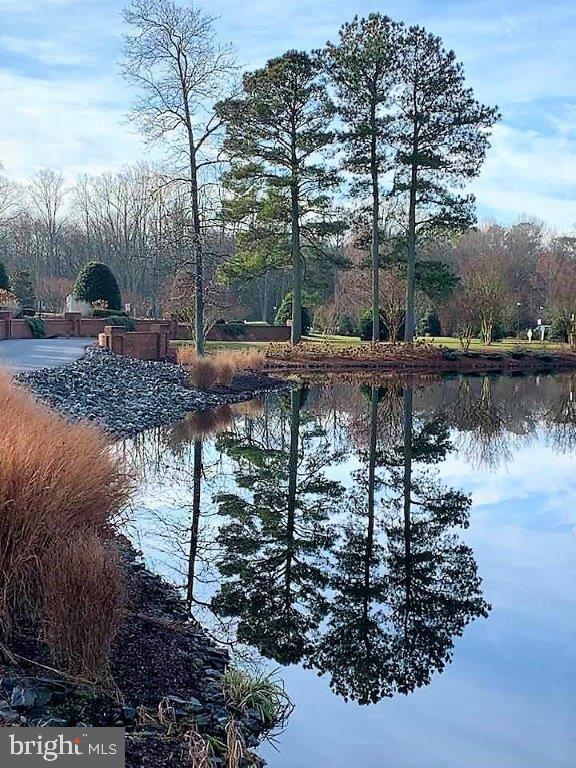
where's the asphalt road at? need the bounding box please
[0,338,92,372]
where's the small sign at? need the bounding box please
[537,319,542,326]
[124,303,131,314]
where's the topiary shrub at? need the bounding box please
[274,292,311,336]
[10,270,36,310]
[103,315,135,331]
[417,309,442,337]
[0,261,9,291]
[73,262,121,311]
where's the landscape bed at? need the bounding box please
[261,341,576,375]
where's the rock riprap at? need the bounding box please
[18,345,285,438]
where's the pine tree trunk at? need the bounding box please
[404,161,417,342]
[370,104,380,343]
[290,175,302,345]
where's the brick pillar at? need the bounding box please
[0,310,13,340]
[104,325,127,355]
[64,312,82,337]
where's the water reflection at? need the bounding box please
[122,372,576,756]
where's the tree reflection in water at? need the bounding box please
[211,380,491,704]
[212,388,346,663]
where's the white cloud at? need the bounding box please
[472,121,576,230]
[0,34,92,66]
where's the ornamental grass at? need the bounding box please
[0,371,130,675]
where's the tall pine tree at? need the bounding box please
[324,14,399,342]
[217,51,337,344]
[391,26,500,340]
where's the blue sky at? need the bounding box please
[0,0,575,231]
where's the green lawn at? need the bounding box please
[171,334,569,354]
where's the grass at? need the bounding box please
[222,667,293,736]
[0,371,130,675]
[176,347,265,389]
[429,335,568,352]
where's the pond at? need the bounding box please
[121,373,576,768]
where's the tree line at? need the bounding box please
[2,1,574,349]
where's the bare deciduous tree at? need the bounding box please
[28,169,68,277]
[122,0,236,354]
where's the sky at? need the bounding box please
[0,0,575,231]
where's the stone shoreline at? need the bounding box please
[5,347,293,766]
[0,539,267,767]
[18,345,291,439]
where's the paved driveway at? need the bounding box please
[0,338,92,372]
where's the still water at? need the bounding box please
[122,373,576,768]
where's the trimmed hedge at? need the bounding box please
[92,308,128,319]
[103,315,135,331]
[73,262,121,311]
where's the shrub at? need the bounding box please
[0,288,19,311]
[337,315,358,337]
[73,261,122,311]
[25,316,46,338]
[103,315,135,331]
[10,270,36,310]
[176,348,266,389]
[359,309,386,341]
[92,308,128,318]
[549,315,569,342]
[417,309,442,337]
[221,322,246,339]
[0,374,129,673]
[0,261,9,291]
[274,292,311,335]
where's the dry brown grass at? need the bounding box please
[41,535,124,675]
[176,348,266,390]
[0,371,130,674]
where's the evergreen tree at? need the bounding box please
[391,26,500,340]
[10,270,36,310]
[274,291,312,335]
[217,51,338,344]
[324,14,399,342]
[73,261,122,310]
[0,261,9,291]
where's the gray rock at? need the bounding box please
[10,684,51,710]
[17,346,287,439]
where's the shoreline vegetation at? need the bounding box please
[262,340,576,374]
[174,337,576,376]
[0,363,290,767]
